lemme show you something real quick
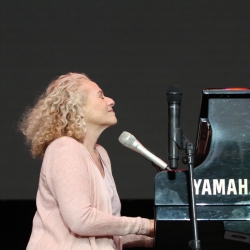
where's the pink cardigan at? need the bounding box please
[26,136,152,250]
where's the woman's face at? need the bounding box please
[82,79,117,130]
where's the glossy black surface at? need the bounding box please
[154,89,250,249]
[156,206,250,220]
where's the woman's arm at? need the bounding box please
[45,137,152,237]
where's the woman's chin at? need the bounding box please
[111,118,118,126]
[109,117,118,126]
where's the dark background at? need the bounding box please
[1,1,250,249]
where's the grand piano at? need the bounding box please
[154,88,250,249]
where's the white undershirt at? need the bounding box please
[103,165,121,217]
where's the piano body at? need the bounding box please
[154,89,250,249]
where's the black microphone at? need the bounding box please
[166,85,182,169]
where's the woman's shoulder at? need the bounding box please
[52,136,81,146]
[47,136,83,154]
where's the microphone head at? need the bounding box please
[167,84,182,94]
[118,131,137,148]
[166,84,182,103]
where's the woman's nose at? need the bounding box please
[107,97,115,106]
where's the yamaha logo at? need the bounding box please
[194,179,249,195]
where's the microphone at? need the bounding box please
[166,85,182,169]
[118,131,169,171]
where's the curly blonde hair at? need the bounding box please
[19,72,89,158]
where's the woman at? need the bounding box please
[19,72,154,250]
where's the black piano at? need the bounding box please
[154,88,250,249]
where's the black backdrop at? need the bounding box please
[1,1,250,200]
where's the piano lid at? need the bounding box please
[199,88,250,119]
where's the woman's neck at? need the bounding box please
[83,127,104,154]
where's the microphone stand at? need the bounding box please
[171,130,201,250]
[183,140,201,250]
